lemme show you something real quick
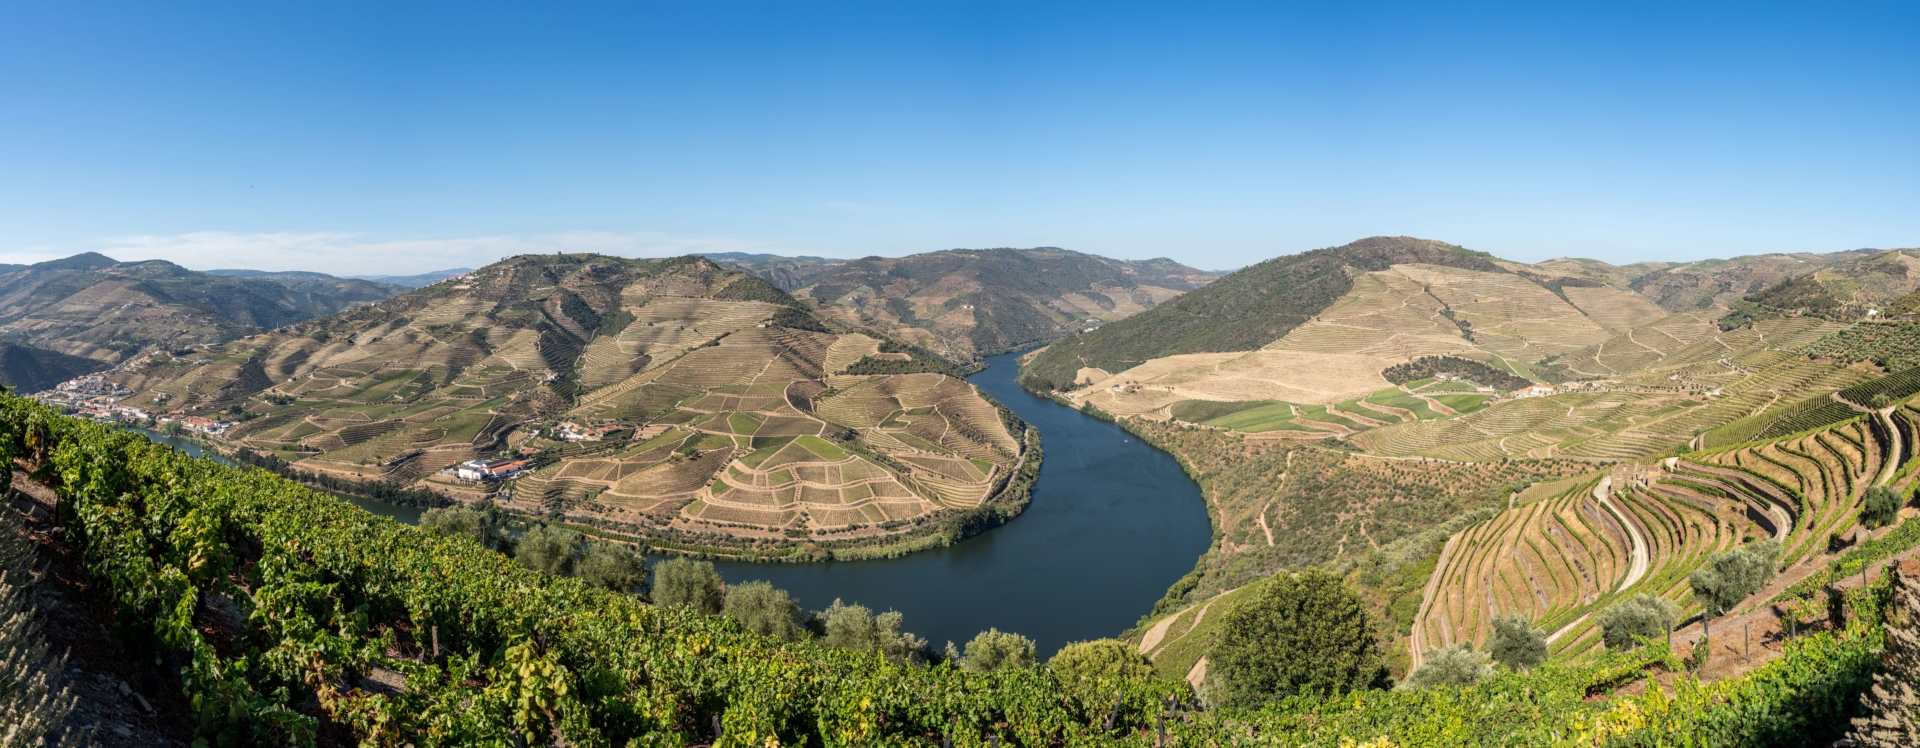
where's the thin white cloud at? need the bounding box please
[0,231,816,276]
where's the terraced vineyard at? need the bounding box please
[1411,399,1898,664]
[114,254,1030,557]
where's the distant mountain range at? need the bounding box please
[209,267,474,289]
[0,253,410,363]
[346,268,474,288]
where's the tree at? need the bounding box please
[1863,486,1904,530]
[1597,594,1681,650]
[1402,644,1493,690]
[723,581,806,642]
[1689,540,1782,621]
[959,628,1036,673]
[652,557,724,614]
[514,525,581,577]
[576,542,648,594]
[1850,566,1920,747]
[1209,570,1388,708]
[1048,639,1154,691]
[816,599,927,665]
[1487,614,1548,670]
[421,506,491,548]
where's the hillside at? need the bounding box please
[5,384,1896,746]
[1726,247,1920,322]
[1021,237,1521,390]
[0,341,107,393]
[1532,250,1879,312]
[112,254,1033,558]
[0,253,409,362]
[792,247,1214,359]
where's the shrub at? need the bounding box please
[1047,639,1154,691]
[575,542,648,594]
[1863,486,1904,530]
[514,525,581,577]
[1487,614,1548,670]
[421,506,491,547]
[816,599,927,665]
[1209,570,1388,708]
[1598,594,1681,650]
[723,580,807,643]
[1690,540,1783,618]
[652,557,725,614]
[1401,644,1493,690]
[959,628,1037,673]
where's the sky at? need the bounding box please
[1,1,1916,274]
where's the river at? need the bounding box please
[698,352,1212,657]
[130,352,1213,658]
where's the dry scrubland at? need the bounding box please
[117,255,1028,558]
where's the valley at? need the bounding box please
[18,236,1920,745]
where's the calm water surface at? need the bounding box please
[130,352,1212,657]
[702,353,1211,657]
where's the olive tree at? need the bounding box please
[723,580,807,642]
[652,557,725,614]
[816,599,927,665]
[1597,594,1681,650]
[1401,644,1493,690]
[1048,639,1154,690]
[1209,570,1388,708]
[958,628,1037,673]
[514,525,581,577]
[1863,486,1905,530]
[576,542,649,594]
[1487,614,1548,670]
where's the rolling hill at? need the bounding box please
[792,247,1214,360]
[0,253,409,362]
[112,254,1033,559]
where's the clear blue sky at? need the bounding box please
[2,1,1915,274]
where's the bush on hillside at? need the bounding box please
[723,580,808,643]
[957,628,1037,673]
[514,525,581,577]
[1209,569,1389,708]
[1690,540,1783,618]
[1047,639,1155,691]
[421,506,493,548]
[1598,594,1682,650]
[1401,644,1493,690]
[652,557,725,614]
[575,542,649,594]
[1863,486,1906,530]
[816,599,928,665]
[1488,614,1549,670]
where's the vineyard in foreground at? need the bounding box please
[3,393,1899,746]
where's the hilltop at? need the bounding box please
[792,247,1214,360]
[0,253,408,362]
[109,254,1034,559]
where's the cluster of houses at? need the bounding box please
[34,374,151,424]
[445,458,530,482]
[160,414,238,436]
[1509,380,1613,399]
[33,374,242,435]
[549,421,618,442]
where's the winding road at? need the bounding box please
[1594,476,1650,593]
